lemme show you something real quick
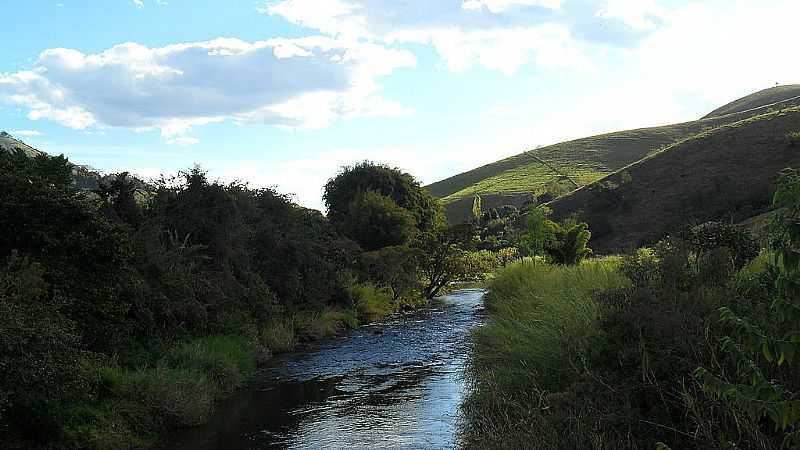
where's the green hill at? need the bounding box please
[703,84,800,118]
[428,85,800,224]
[548,107,800,253]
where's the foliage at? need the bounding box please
[342,191,418,251]
[347,282,395,323]
[545,221,593,265]
[471,195,482,225]
[680,221,759,270]
[513,206,557,261]
[361,245,419,299]
[414,225,478,298]
[324,161,443,234]
[697,168,800,442]
[462,258,630,448]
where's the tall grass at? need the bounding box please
[461,258,629,449]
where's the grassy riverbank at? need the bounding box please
[461,258,630,449]
[49,290,421,450]
[462,233,799,449]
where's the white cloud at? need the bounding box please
[132,0,144,7]
[262,0,670,74]
[11,129,43,137]
[0,37,416,139]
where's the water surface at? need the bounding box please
[170,288,485,450]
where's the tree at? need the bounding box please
[514,206,557,263]
[415,224,475,299]
[361,245,419,300]
[323,161,444,235]
[341,191,418,251]
[471,195,482,225]
[697,168,800,437]
[547,221,593,265]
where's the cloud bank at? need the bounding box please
[0,37,415,142]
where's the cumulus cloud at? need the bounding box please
[262,0,672,74]
[0,37,416,138]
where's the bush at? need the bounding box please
[619,247,661,288]
[0,256,89,442]
[260,318,299,353]
[347,282,395,323]
[164,335,256,392]
[100,365,218,427]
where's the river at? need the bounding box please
[169,288,486,450]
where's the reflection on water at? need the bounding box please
[170,289,485,450]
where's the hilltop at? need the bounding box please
[428,85,800,224]
[0,131,121,191]
[548,108,800,253]
[0,131,45,158]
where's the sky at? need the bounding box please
[2,0,799,210]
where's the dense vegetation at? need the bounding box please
[0,152,495,449]
[461,169,800,449]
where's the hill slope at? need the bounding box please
[428,85,800,224]
[548,108,800,253]
[703,84,800,119]
[0,131,45,158]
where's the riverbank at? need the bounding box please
[41,292,428,450]
[460,258,629,449]
[461,238,792,448]
[169,289,485,450]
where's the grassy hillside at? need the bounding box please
[703,84,800,118]
[548,107,800,253]
[428,85,800,224]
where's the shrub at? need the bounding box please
[164,335,256,392]
[100,365,218,427]
[0,256,88,441]
[619,247,661,288]
[348,282,394,323]
[260,319,299,353]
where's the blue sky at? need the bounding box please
[2,0,799,209]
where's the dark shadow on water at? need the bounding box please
[169,289,485,450]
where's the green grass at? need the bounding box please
[461,258,630,449]
[60,335,257,449]
[348,282,395,323]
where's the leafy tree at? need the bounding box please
[514,206,557,263]
[0,256,86,438]
[96,172,144,228]
[0,151,131,351]
[547,221,593,265]
[415,225,476,299]
[342,191,419,251]
[697,168,800,440]
[323,161,444,235]
[361,245,419,300]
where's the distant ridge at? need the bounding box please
[703,85,800,119]
[0,131,45,158]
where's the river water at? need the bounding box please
[170,288,486,450]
